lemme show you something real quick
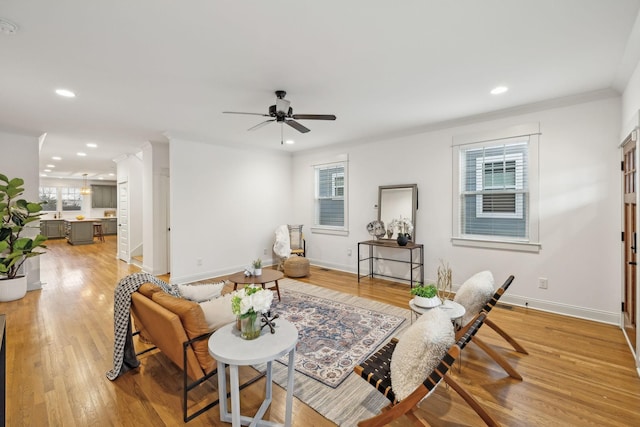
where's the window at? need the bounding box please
[313,160,348,234]
[39,186,58,211]
[39,186,83,212]
[452,124,540,252]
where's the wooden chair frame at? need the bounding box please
[456,275,527,380]
[354,313,500,427]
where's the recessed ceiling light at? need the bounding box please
[40,173,47,177]
[52,156,62,160]
[86,143,98,148]
[77,152,87,156]
[285,140,295,145]
[490,86,508,95]
[98,177,104,180]
[46,164,55,168]
[55,88,76,98]
[44,169,51,173]
[108,173,115,176]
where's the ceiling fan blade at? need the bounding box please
[248,119,275,131]
[291,114,336,121]
[285,119,311,133]
[223,111,270,117]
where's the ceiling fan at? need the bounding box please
[223,90,336,135]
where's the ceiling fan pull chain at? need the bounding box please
[281,123,284,145]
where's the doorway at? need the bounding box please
[623,133,637,351]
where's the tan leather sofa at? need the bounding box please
[129,283,264,422]
[131,283,215,380]
[130,283,218,422]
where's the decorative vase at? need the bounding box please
[397,233,409,246]
[0,276,28,302]
[254,268,262,276]
[240,313,262,340]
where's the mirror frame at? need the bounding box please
[377,184,418,240]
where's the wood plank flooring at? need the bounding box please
[1,237,639,426]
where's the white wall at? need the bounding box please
[115,153,144,261]
[142,141,170,275]
[169,138,292,284]
[292,95,622,323]
[0,130,42,290]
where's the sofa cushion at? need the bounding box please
[151,291,213,372]
[178,281,225,302]
[198,293,236,331]
[138,283,163,299]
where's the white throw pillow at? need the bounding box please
[454,270,495,325]
[178,281,225,302]
[198,294,236,331]
[390,309,455,401]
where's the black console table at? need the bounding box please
[357,239,424,287]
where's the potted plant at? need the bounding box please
[0,174,47,301]
[252,258,262,276]
[410,283,441,308]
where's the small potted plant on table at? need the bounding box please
[252,258,262,276]
[410,283,441,308]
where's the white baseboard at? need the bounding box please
[170,258,275,285]
[489,294,620,325]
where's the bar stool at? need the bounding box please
[93,222,105,242]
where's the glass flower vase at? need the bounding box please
[240,313,262,340]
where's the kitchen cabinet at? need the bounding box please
[40,220,66,239]
[65,220,95,245]
[91,185,117,208]
[102,218,118,235]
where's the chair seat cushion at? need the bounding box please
[454,270,495,325]
[390,309,455,401]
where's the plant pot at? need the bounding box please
[0,276,28,302]
[413,295,441,308]
[254,268,262,276]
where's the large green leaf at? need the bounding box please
[0,173,8,183]
[8,178,24,188]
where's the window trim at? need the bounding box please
[452,124,540,252]
[311,157,349,236]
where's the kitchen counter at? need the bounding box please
[64,220,95,245]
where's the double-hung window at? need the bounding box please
[313,159,348,235]
[452,124,540,252]
[39,186,83,212]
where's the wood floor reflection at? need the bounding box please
[0,236,638,426]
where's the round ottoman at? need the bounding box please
[284,256,310,278]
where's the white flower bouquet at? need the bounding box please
[231,285,273,318]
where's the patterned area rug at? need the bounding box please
[254,278,412,426]
[271,287,405,387]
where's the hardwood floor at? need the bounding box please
[1,237,639,426]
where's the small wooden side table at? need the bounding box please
[208,318,298,427]
[227,269,284,301]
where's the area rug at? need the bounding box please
[256,279,411,427]
[270,286,405,387]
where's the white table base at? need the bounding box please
[217,347,295,427]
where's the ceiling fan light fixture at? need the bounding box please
[55,88,76,98]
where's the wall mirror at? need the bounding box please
[378,184,418,240]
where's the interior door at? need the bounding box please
[118,181,129,262]
[623,135,637,350]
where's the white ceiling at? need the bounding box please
[1,0,639,181]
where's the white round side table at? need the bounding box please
[208,318,298,427]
